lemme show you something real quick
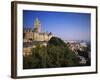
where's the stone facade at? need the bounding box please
[23,18,52,42]
[23,18,52,56]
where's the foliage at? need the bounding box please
[23,37,80,69]
[48,37,66,47]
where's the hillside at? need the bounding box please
[23,36,79,69]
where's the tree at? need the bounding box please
[23,36,80,69]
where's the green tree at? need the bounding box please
[23,37,80,69]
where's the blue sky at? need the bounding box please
[23,10,91,41]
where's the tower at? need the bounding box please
[34,17,41,33]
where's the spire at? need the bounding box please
[34,17,40,26]
[36,17,40,23]
[34,17,41,32]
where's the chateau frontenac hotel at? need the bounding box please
[23,18,52,56]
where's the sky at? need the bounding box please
[23,10,91,41]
